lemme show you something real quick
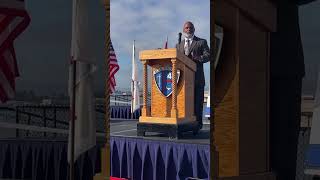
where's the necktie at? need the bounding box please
[185,39,190,56]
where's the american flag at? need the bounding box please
[0,0,30,103]
[109,41,119,94]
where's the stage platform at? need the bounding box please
[111,120,210,144]
[110,120,210,179]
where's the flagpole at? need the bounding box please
[131,80,134,118]
[131,40,135,118]
[104,2,111,179]
[70,60,76,180]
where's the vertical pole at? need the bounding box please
[171,58,177,118]
[142,60,148,116]
[131,80,134,119]
[27,114,31,137]
[70,61,76,180]
[211,2,218,178]
[54,107,57,137]
[92,1,110,179]
[104,0,111,178]
[15,107,19,137]
[43,107,47,137]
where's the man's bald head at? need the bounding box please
[183,21,195,37]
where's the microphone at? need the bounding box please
[178,32,182,44]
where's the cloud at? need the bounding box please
[111,0,210,90]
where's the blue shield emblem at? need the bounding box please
[154,67,180,97]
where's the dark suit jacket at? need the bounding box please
[176,36,210,86]
[270,0,316,78]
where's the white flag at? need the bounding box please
[68,0,96,163]
[131,40,140,113]
[310,69,320,144]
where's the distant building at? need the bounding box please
[301,95,314,128]
[41,99,52,105]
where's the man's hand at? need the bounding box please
[200,40,210,63]
[192,55,202,62]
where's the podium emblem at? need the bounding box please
[154,67,180,97]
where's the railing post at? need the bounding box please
[26,115,31,137]
[15,107,19,138]
[54,107,57,137]
[43,107,46,137]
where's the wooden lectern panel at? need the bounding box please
[139,48,196,125]
[214,1,239,176]
[150,60,195,121]
[238,11,269,175]
[214,0,276,178]
[140,48,197,72]
[151,60,185,118]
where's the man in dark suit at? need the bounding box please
[270,0,317,179]
[176,21,210,129]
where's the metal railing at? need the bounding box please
[110,94,151,106]
[0,105,106,138]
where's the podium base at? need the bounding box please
[137,121,200,139]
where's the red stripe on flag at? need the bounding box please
[0,83,9,102]
[0,16,14,34]
[0,2,30,103]
[9,45,19,76]
[0,54,15,89]
[109,41,120,94]
[0,8,29,17]
[0,10,30,55]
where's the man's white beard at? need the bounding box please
[183,32,194,38]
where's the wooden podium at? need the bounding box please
[213,0,277,179]
[137,48,199,138]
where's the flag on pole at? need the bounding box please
[109,42,119,94]
[68,0,96,163]
[0,0,30,103]
[164,36,168,49]
[131,40,140,113]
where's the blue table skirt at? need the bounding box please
[0,136,210,180]
[0,139,102,180]
[110,136,210,180]
[111,106,141,119]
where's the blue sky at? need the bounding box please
[12,0,320,96]
[110,0,210,91]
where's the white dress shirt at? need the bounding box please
[184,35,194,47]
